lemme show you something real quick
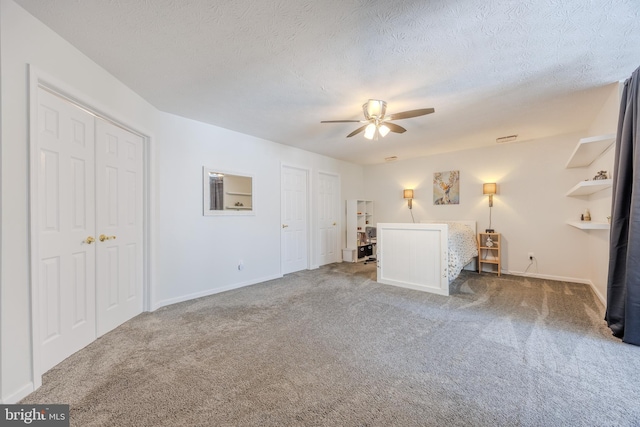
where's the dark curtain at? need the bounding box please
[210,176,224,210]
[606,65,640,345]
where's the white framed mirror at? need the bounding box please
[203,167,254,216]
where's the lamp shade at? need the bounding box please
[483,183,497,195]
[403,189,414,199]
[364,123,376,140]
[364,99,387,119]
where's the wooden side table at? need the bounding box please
[478,232,501,276]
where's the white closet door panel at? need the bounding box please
[40,150,60,233]
[40,256,61,343]
[126,243,137,300]
[95,119,143,337]
[71,251,89,327]
[36,88,96,372]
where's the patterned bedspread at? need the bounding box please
[447,222,478,282]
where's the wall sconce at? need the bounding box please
[483,183,497,232]
[403,189,414,209]
[404,189,415,223]
[483,183,496,206]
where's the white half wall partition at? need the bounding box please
[377,223,449,296]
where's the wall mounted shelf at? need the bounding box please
[565,134,615,169]
[566,221,610,230]
[564,134,614,230]
[565,179,612,197]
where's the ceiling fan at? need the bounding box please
[321,99,435,140]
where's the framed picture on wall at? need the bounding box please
[433,170,459,205]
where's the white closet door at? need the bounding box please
[281,165,308,274]
[318,172,339,266]
[95,119,144,337]
[37,88,97,372]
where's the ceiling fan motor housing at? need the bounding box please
[363,99,387,120]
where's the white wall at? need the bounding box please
[584,83,620,301]
[0,0,363,403]
[363,130,616,286]
[153,112,364,307]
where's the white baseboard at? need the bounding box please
[507,270,606,306]
[379,278,450,296]
[507,270,590,284]
[150,273,283,311]
[2,382,34,404]
[586,281,606,306]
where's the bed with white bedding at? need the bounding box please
[376,221,478,296]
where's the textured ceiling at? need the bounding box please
[14,0,640,164]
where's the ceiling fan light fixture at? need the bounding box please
[322,99,434,139]
[364,99,386,119]
[364,123,377,140]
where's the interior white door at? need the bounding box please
[318,172,339,266]
[36,88,97,372]
[281,166,308,274]
[95,119,144,336]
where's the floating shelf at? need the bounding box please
[226,192,252,196]
[566,221,610,230]
[565,179,612,197]
[565,134,615,168]
[225,206,252,210]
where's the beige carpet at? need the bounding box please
[22,263,640,426]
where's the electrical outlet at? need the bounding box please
[528,252,534,260]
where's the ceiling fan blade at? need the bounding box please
[384,122,407,134]
[321,120,363,123]
[346,125,368,138]
[386,108,435,120]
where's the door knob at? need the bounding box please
[84,236,95,244]
[282,224,289,228]
[99,234,117,242]
[333,222,336,226]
